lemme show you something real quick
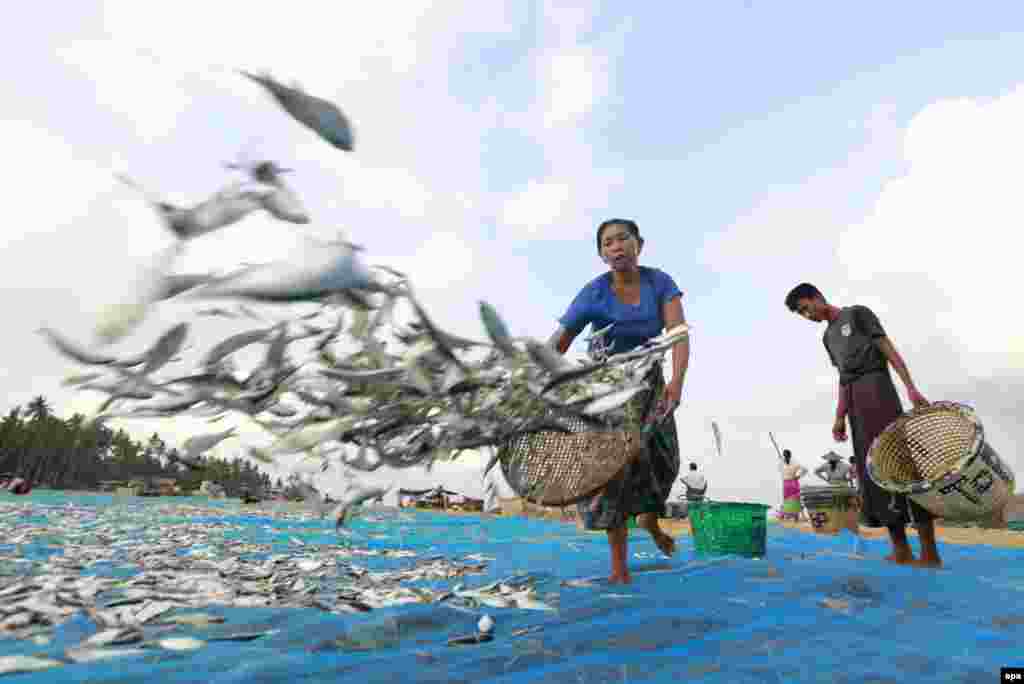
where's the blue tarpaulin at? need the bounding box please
[1,492,1021,683]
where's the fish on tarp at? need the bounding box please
[239,71,354,152]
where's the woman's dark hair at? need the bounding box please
[596,218,643,253]
[784,283,825,312]
[782,449,792,464]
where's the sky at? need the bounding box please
[2,2,1023,507]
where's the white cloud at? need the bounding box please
[838,85,1024,376]
[57,40,194,142]
[541,49,607,129]
[500,180,574,237]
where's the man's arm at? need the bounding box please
[662,296,689,388]
[875,336,916,393]
[836,380,848,421]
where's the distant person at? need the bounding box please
[778,449,807,521]
[549,218,686,584]
[814,451,853,485]
[785,282,941,568]
[680,462,707,502]
[678,462,708,519]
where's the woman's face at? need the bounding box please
[599,223,641,271]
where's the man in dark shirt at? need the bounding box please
[785,283,942,568]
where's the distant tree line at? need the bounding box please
[0,395,288,498]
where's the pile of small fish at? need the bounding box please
[0,498,556,674]
[46,294,688,476]
[39,66,690,516]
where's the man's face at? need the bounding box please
[794,296,826,322]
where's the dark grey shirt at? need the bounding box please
[823,305,889,386]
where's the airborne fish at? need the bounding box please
[184,241,380,303]
[116,174,268,240]
[239,71,354,152]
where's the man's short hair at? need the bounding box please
[689,463,698,471]
[784,283,825,312]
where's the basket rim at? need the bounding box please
[499,427,647,506]
[866,401,984,495]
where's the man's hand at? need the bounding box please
[832,416,848,443]
[907,387,929,408]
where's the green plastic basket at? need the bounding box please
[689,501,770,557]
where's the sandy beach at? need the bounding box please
[475,496,1024,549]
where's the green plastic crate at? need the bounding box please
[689,501,770,557]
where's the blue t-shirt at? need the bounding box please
[558,266,683,354]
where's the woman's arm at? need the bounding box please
[662,297,689,388]
[548,325,579,355]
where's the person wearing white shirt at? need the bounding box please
[675,463,707,519]
[814,451,853,485]
[680,463,707,501]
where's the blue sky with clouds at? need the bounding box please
[2,2,1022,505]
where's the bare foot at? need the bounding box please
[910,556,943,569]
[651,530,676,557]
[884,552,915,565]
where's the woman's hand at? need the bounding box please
[651,378,682,424]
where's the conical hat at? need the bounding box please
[822,450,842,462]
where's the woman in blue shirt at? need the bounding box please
[550,218,689,584]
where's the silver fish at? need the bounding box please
[186,242,377,303]
[39,328,116,366]
[117,174,268,240]
[239,71,355,152]
[580,383,649,416]
[203,327,272,367]
[478,302,518,357]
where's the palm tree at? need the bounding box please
[26,396,51,422]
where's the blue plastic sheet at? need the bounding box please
[1,491,1022,683]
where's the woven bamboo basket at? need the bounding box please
[867,401,1015,521]
[498,374,658,507]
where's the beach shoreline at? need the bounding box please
[446,502,1024,549]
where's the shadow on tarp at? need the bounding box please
[1,495,1022,683]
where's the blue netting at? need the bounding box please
[1,491,1022,683]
